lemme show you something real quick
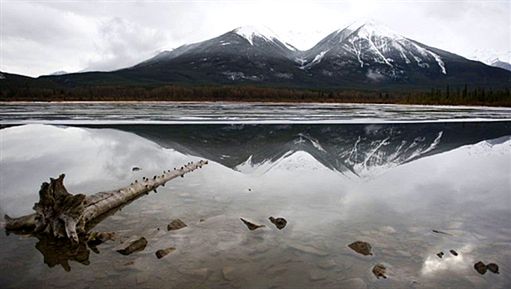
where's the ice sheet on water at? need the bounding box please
[1,102,510,124]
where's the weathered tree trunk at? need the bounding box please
[4,160,208,242]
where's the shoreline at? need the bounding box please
[1,101,511,110]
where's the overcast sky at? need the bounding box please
[1,0,510,77]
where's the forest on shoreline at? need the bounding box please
[1,84,510,106]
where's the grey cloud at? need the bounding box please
[84,17,169,71]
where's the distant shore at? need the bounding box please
[1,84,510,106]
[1,100,511,109]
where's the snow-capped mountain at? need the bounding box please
[491,60,511,72]
[466,49,511,72]
[468,49,511,64]
[128,25,303,83]
[34,21,511,89]
[119,122,511,178]
[301,21,448,79]
[123,21,509,87]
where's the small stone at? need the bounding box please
[266,265,287,276]
[269,216,287,230]
[288,243,328,256]
[348,241,373,256]
[222,266,235,280]
[136,274,149,284]
[240,218,265,231]
[449,249,458,256]
[188,268,210,280]
[317,259,336,269]
[474,261,487,275]
[167,219,187,231]
[486,263,499,274]
[87,231,116,246]
[380,226,396,234]
[339,278,367,289]
[155,247,176,259]
[117,237,147,255]
[372,264,387,279]
[309,270,328,281]
[465,275,486,287]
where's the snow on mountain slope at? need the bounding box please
[233,25,296,50]
[303,21,447,76]
[468,49,511,64]
[490,60,511,72]
[466,49,511,71]
[119,20,510,87]
[135,25,298,73]
[235,150,335,176]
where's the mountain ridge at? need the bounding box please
[1,22,510,92]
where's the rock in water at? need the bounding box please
[240,218,265,231]
[348,241,373,256]
[167,219,187,231]
[222,266,235,280]
[155,247,176,259]
[487,263,499,274]
[117,237,147,255]
[436,252,444,258]
[269,216,287,230]
[287,243,328,256]
[132,167,141,171]
[474,261,487,275]
[372,264,387,279]
[87,231,116,246]
[450,249,458,256]
[339,278,367,289]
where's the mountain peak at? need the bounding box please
[232,25,296,51]
[233,25,279,45]
[348,20,403,40]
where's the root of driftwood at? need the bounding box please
[4,160,208,242]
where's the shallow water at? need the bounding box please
[0,104,510,289]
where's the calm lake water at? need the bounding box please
[0,103,510,289]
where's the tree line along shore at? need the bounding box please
[1,84,510,106]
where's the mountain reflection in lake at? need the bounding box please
[0,122,510,289]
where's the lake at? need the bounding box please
[0,102,510,289]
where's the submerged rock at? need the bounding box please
[348,241,373,256]
[87,231,116,246]
[155,247,176,259]
[309,269,328,281]
[450,249,458,256]
[117,237,147,255]
[222,266,235,280]
[372,264,387,279]
[339,278,367,289]
[240,218,265,231]
[317,259,336,269]
[288,243,328,256]
[269,216,287,230]
[487,263,499,274]
[474,261,487,275]
[167,219,187,231]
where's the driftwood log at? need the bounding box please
[4,160,208,243]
